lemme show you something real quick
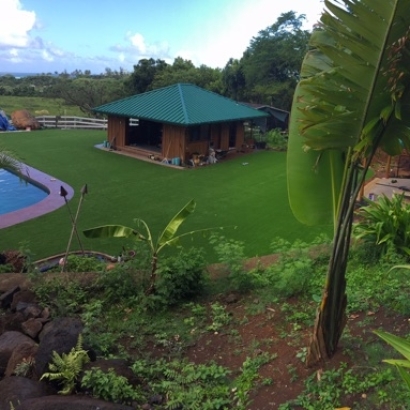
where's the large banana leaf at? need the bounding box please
[83,199,197,253]
[287,0,410,226]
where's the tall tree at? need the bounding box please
[55,78,127,116]
[126,58,168,95]
[287,0,410,365]
[241,11,310,109]
[222,58,246,100]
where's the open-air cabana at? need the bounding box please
[93,83,268,165]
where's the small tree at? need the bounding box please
[83,199,216,294]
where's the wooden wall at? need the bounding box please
[235,122,245,149]
[107,116,247,163]
[107,116,127,148]
[162,124,186,159]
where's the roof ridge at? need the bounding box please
[178,83,190,124]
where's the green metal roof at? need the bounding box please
[93,83,268,125]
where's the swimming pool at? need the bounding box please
[0,168,49,215]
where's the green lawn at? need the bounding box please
[0,129,331,260]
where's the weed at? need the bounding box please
[81,367,141,404]
[207,302,231,332]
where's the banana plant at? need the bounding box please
[83,199,215,294]
[287,0,410,365]
[375,330,410,390]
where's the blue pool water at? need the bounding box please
[0,169,48,215]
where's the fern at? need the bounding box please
[40,334,90,395]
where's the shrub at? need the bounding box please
[81,367,140,404]
[265,128,288,151]
[354,194,410,258]
[153,248,207,307]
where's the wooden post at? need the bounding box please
[385,155,392,178]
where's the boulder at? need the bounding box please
[0,377,55,410]
[34,317,83,378]
[0,331,36,377]
[5,341,38,377]
[11,109,41,130]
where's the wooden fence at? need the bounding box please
[35,116,139,130]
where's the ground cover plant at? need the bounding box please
[0,129,330,260]
[15,233,410,409]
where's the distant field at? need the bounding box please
[0,96,83,117]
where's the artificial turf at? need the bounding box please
[0,129,331,260]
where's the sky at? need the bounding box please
[0,0,325,75]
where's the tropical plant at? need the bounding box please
[375,330,410,390]
[83,199,217,294]
[287,0,410,365]
[354,193,410,257]
[0,148,21,173]
[81,367,140,404]
[40,334,90,395]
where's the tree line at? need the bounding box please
[0,12,310,116]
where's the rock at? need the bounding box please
[0,377,55,410]
[0,331,36,377]
[23,303,43,319]
[0,285,20,309]
[0,311,25,333]
[17,395,135,410]
[5,341,38,377]
[225,293,239,304]
[0,273,31,293]
[11,289,37,310]
[34,317,83,378]
[22,318,43,339]
[11,109,41,130]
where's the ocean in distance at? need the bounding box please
[0,72,54,78]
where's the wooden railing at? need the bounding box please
[35,116,139,130]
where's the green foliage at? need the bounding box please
[0,95,82,116]
[265,236,330,299]
[280,363,400,410]
[233,353,274,409]
[31,275,89,316]
[354,194,410,257]
[375,330,410,391]
[265,128,288,151]
[154,248,207,307]
[210,233,256,292]
[80,300,123,357]
[41,334,90,395]
[241,11,310,109]
[83,199,215,294]
[81,367,140,404]
[62,254,106,272]
[131,358,231,410]
[207,302,231,332]
[13,356,35,377]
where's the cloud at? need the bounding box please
[109,32,171,64]
[0,0,36,48]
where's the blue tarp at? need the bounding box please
[0,110,16,131]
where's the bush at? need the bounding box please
[354,194,410,258]
[154,248,207,307]
[81,367,140,404]
[265,128,288,151]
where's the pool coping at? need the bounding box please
[0,164,74,229]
